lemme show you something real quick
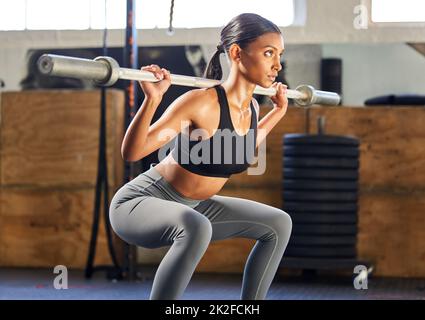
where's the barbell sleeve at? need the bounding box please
[38,54,111,84]
[37,54,340,106]
[294,85,341,106]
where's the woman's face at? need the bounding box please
[238,32,284,88]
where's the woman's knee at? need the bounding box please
[271,210,292,237]
[180,211,213,243]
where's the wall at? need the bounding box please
[322,43,425,105]
[136,105,425,278]
[0,0,424,104]
[0,90,125,268]
[1,92,424,277]
[0,0,424,276]
[203,105,425,278]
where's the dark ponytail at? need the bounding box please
[204,45,224,80]
[204,13,281,80]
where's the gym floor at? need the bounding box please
[1,1,425,309]
[1,266,424,300]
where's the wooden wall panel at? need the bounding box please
[0,188,112,267]
[0,90,125,268]
[308,107,425,189]
[358,191,425,277]
[2,92,424,278]
[0,90,123,188]
[197,239,254,273]
[198,106,425,277]
[309,106,425,277]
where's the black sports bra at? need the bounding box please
[171,85,258,178]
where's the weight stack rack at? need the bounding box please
[279,127,372,277]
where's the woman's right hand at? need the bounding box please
[138,64,171,100]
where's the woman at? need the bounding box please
[110,13,292,300]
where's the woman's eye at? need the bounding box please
[265,50,273,57]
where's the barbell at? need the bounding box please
[37,54,341,106]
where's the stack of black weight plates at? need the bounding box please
[282,134,359,259]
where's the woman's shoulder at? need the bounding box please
[170,87,218,127]
[178,87,219,127]
[185,86,216,101]
[178,87,218,112]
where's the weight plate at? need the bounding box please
[290,235,357,246]
[283,202,358,213]
[284,157,359,169]
[283,134,359,146]
[289,213,357,224]
[283,191,358,202]
[283,179,358,191]
[285,246,357,258]
[283,168,358,180]
[283,145,359,158]
[292,224,357,235]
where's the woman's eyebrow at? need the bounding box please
[262,45,285,54]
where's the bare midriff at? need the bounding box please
[154,153,228,200]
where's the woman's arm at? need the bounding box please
[121,64,198,162]
[256,106,286,148]
[121,89,203,162]
[121,64,171,162]
[255,82,288,148]
[121,96,162,161]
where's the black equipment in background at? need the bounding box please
[321,58,342,105]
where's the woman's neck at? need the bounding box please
[220,68,256,111]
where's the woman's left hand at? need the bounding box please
[270,82,288,115]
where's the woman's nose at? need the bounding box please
[274,57,282,72]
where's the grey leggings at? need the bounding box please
[109,164,292,300]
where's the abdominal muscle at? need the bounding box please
[154,152,228,200]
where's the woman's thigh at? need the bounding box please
[110,195,209,249]
[193,195,292,241]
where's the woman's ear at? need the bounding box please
[228,43,242,62]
